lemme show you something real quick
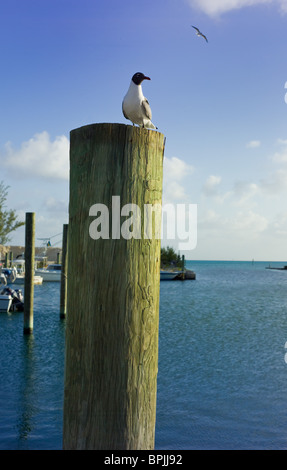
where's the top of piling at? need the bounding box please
[70,122,165,139]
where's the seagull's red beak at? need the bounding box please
[143,76,151,80]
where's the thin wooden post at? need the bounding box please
[60,224,68,319]
[24,212,35,334]
[63,123,165,450]
[5,252,9,268]
[181,254,185,280]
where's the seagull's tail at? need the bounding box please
[144,120,158,130]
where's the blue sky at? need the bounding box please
[1,0,287,260]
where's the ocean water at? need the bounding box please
[1,260,287,450]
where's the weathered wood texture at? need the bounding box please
[63,123,165,450]
[60,224,68,318]
[24,212,35,334]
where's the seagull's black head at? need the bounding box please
[132,72,151,85]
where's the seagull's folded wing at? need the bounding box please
[142,98,152,120]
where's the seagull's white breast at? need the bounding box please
[122,81,146,126]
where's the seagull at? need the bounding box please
[122,72,157,129]
[191,25,208,43]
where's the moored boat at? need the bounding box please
[160,270,179,280]
[0,293,12,312]
[35,264,61,281]
[3,260,43,285]
[0,287,24,312]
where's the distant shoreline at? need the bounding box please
[0,245,62,263]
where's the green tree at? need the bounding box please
[161,246,181,268]
[0,181,25,245]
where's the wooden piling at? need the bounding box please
[63,123,165,450]
[181,254,185,280]
[23,212,35,334]
[60,224,68,319]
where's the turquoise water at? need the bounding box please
[1,260,287,449]
[157,261,287,449]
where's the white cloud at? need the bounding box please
[163,156,194,202]
[199,208,268,239]
[231,210,268,233]
[278,0,287,12]
[163,156,194,182]
[42,197,68,213]
[259,168,287,194]
[232,181,259,205]
[2,131,69,180]
[188,138,287,259]
[164,181,188,200]
[202,174,231,203]
[186,0,287,16]
[199,209,223,230]
[202,175,222,196]
[198,207,269,250]
[257,139,287,194]
[246,140,261,148]
[272,139,287,163]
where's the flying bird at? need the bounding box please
[191,25,208,43]
[122,72,157,129]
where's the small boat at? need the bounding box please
[160,270,179,281]
[35,264,61,281]
[0,272,7,286]
[3,260,43,285]
[0,292,12,312]
[0,287,24,312]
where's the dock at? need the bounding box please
[266,265,287,271]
